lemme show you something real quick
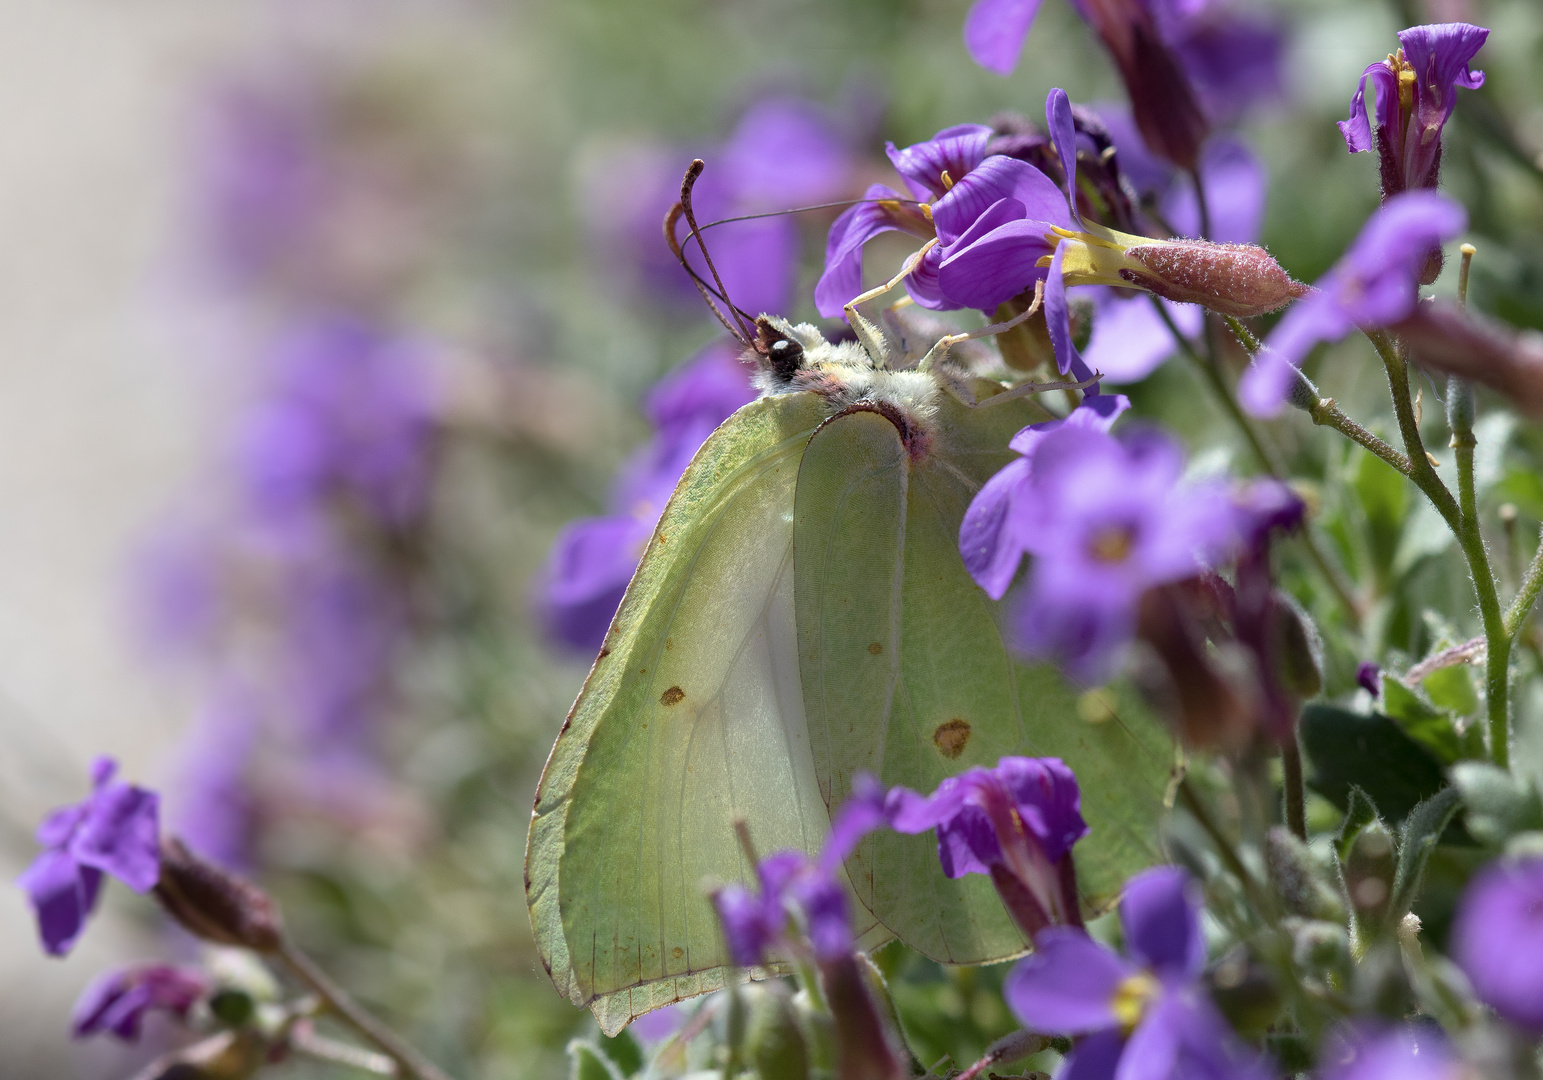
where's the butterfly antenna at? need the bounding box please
[665,159,756,346]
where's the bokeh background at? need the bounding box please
[2,0,1541,1076]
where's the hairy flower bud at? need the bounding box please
[746,986,810,1080]
[1396,298,1543,417]
[153,837,283,953]
[1265,828,1344,921]
[1343,822,1397,932]
[1120,241,1306,317]
[1272,594,1324,699]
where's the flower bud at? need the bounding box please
[1284,364,1322,415]
[1120,241,1306,318]
[1265,828,1344,921]
[1445,374,1475,440]
[153,837,283,953]
[819,955,908,1080]
[1285,917,1352,978]
[1396,299,1543,416]
[1342,822,1397,933]
[1272,594,1323,699]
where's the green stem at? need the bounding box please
[1152,302,1363,625]
[1505,530,1543,637]
[1281,727,1307,841]
[1368,330,1510,767]
[1303,395,1412,476]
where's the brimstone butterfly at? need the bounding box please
[525,177,1175,1035]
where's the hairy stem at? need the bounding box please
[279,943,456,1080]
[1505,530,1543,637]
[1152,302,1363,625]
[1368,330,1510,766]
[1281,726,1307,841]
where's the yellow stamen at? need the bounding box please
[1089,526,1136,563]
[940,169,955,191]
[1050,224,1125,251]
[1110,973,1160,1034]
[920,202,934,223]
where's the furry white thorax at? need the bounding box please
[750,316,951,439]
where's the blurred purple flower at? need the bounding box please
[17,758,160,956]
[1340,23,1488,199]
[587,98,852,318]
[1148,0,1285,125]
[197,79,323,284]
[1452,856,1543,1031]
[960,393,1131,601]
[712,776,888,966]
[1357,661,1382,697]
[963,408,1243,685]
[1004,866,1269,1080]
[171,689,260,870]
[72,965,207,1043]
[886,757,1088,936]
[238,315,439,528]
[542,342,756,652]
[1240,191,1467,418]
[1319,1026,1458,1080]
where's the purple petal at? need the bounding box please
[1120,867,1206,980]
[72,965,207,1043]
[1013,571,1135,686]
[885,125,992,201]
[72,783,161,893]
[1007,393,1130,457]
[1163,137,1265,244]
[791,875,853,961]
[964,0,1045,76]
[1338,192,1467,323]
[1045,89,1081,226]
[1400,23,1488,141]
[1320,1025,1458,1080]
[721,98,851,207]
[714,883,782,967]
[1115,995,1183,1080]
[1045,244,1084,376]
[930,156,1070,244]
[1241,291,1350,417]
[814,183,915,318]
[1452,856,1543,1031]
[34,804,89,850]
[1003,927,1132,1033]
[819,774,890,872]
[998,757,1089,863]
[1357,662,1382,697]
[1337,61,1399,154]
[540,515,653,651]
[1061,1028,1128,1080]
[935,218,1054,312]
[959,457,1035,600]
[1084,293,1202,383]
[16,849,93,956]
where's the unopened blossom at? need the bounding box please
[886,757,1089,937]
[1451,856,1543,1031]
[1319,1026,1459,1080]
[72,965,208,1042]
[1239,191,1467,418]
[1004,867,1270,1080]
[963,410,1244,685]
[1357,661,1383,697]
[541,342,755,651]
[17,758,161,956]
[1340,23,1488,201]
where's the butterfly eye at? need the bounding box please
[767,336,804,378]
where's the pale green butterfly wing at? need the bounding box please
[527,391,888,1035]
[795,386,1175,963]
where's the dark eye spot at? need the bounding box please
[933,718,971,759]
[768,336,804,379]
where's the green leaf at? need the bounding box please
[1450,762,1543,846]
[1301,705,1449,826]
[1422,665,1480,718]
[598,1029,645,1077]
[1335,786,1381,866]
[1385,787,1463,930]
[568,1039,625,1080]
[1379,676,1463,765]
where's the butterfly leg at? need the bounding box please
[917,279,1045,377]
[842,238,940,368]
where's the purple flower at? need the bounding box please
[1318,1026,1458,1080]
[712,777,888,966]
[72,965,207,1042]
[16,758,161,956]
[1340,23,1488,199]
[1357,661,1382,697]
[541,343,756,652]
[171,689,260,870]
[886,757,1088,936]
[587,98,852,318]
[964,412,1244,685]
[1452,856,1543,1031]
[238,315,439,528]
[1004,867,1269,1080]
[1147,0,1285,126]
[1239,191,1467,418]
[964,0,1212,169]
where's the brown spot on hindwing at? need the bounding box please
[933,718,971,759]
[660,686,686,707]
[867,641,883,656]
